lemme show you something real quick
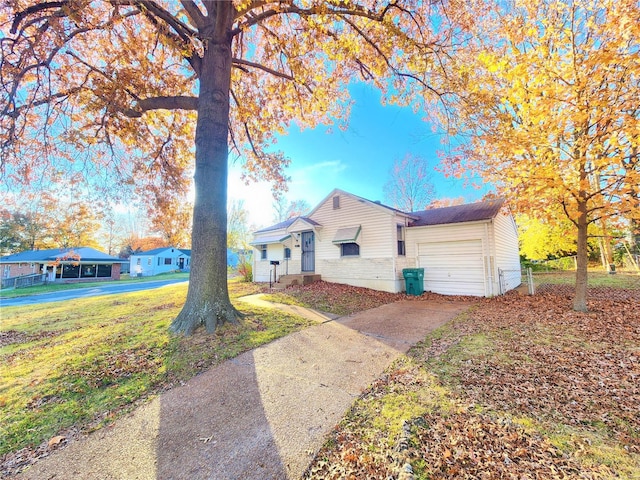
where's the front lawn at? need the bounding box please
[0,280,315,475]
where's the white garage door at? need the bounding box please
[417,240,486,296]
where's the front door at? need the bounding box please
[301,231,315,272]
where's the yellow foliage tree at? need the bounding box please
[517,215,576,261]
[434,0,640,311]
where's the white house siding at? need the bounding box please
[309,193,401,292]
[406,221,492,297]
[493,210,522,292]
[318,257,397,292]
[130,248,189,277]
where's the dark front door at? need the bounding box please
[301,231,315,272]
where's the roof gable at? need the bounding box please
[409,199,505,227]
[307,188,416,219]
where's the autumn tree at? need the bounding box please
[227,199,249,249]
[383,153,436,212]
[118,235,167,257]
[2,1,450,334]
[0,210,47,253]
[426,196,465,209]
[434,0,640,311]
[52,201,104,249]
[272,197,312,223]
[517,214,577,261]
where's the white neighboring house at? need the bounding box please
[251,188,521,297]
[129,247,191,277]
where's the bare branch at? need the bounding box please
[121,95,198,117]
[10,1,67,34]
[180,0,207,30]
[232,58,294,81]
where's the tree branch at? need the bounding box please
[231,1,389,37]
[232,58,294,81]
[121,95,198,117]
[10,1,67,34]
[180,0,206,30]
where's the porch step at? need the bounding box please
[273,274,321,290]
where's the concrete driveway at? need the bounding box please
[13,296,471,480]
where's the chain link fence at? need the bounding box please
[530,270,640,302]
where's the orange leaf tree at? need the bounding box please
[434,0,640,311]
[1,1,449,333]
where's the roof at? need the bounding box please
[0,247,126,263]
[134,247,190,256]
[409,199,505,227]
[254,216,319,234]
[250,234,292,246]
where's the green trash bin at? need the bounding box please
[402,268,424,296]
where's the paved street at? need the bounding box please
[0,278,188,307]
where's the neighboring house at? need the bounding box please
[129,247,191,277]
[0,247,125,282]
[251,188,521,297]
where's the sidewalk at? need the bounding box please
[14,296,469,480]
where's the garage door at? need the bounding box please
[417,240,486,296]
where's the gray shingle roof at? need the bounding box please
[0,247,125,263]
[255,216,319,233]
[409,199,505,227]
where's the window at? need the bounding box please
[158,257,162,266]
[147,258,152,266]
[97,264,112,277]
[341,242,359,257]
[284,247,291,260]
[260,244,267,260]
[397,225,406,256]
[62,264,80,278]
[333,195,340,209]
[81,264,97,278]
[136,258,141,265]
[164,258,172,265]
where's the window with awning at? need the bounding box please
[332,225,361,244]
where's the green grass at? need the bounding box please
[0,271,190,298]
[534,271,640,289]
[0,280,315,456]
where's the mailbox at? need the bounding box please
[270,260,280,265]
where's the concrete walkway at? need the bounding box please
[14,296,470,480]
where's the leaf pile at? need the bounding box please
[306,291,640,478]
[274,281,405,315]
[408,409,600,479]
[435,293,640,454]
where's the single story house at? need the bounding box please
[251,188,521,297]
[129,247,191,277]
[0,247,125,282]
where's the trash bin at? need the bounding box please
[402,268,424,296]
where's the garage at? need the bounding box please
[417,240,486,296]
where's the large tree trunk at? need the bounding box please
[574,200,589,312]
[171,4,239,335]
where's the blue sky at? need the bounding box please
[228,82,493,229]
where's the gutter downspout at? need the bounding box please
[484,222,493,297]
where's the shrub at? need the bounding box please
[238,261,252,282]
